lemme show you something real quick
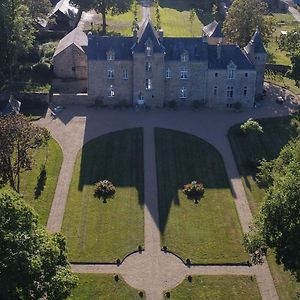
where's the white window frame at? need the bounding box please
[145,61,152,72]
[180,68,188,80]
[108,85,115,97]
[226,86,234,98]
[213,86,218,96]
[123,69,128,80]
[181,52,189,62]
[107,68,114,79]
[107,51,115,61]
[166,68,171,79]
[145,78,152,90]
[180,87,187,99]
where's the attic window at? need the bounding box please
[181,51,189,62]
[145,40,153,56]
[227,61,237,80]
[107,51,115,61]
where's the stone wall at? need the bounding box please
[0,92,49,107]
[88,59,133,106]
[206,69,256,108]
[53,44,87,79]
[52,93,94,105]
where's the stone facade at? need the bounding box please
[88,20,266,109]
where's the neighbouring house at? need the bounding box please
[53,27,88,79]
[48,0,79,31]
[87,19,266,108]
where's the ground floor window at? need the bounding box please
[226,86,233,98]
[145,79,152,90]
[180,87,187,99]
[108,85,115,97]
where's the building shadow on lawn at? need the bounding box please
[155,128,231,233]
[78,128,144,206]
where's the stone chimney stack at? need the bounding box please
[158,29,164,42]
[217,42,221,60]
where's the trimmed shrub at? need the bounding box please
[240,118,263,135]
[94,180,116,202]
[182,181,205,203]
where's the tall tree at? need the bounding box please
[223,0,275,47]
[24,0,52,22]
[0,191,78,300]
[0,114,50,193]
[0,0,35,88]
[244,137,300,280]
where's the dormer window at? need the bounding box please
[107,51,115,61]
[145,40,152,56]
[227,61,236,80]
[181,51,189,62]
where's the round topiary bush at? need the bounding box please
[94,180,116,203]
[182,181,205,203]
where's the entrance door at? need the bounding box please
[137,92,144,105]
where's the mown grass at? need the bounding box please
[165,276,261,299]
[151,0,204,37]
[0,138,62,226]
[228,117,300,299]
[267,13,298,65]
[155,128,248,264]
[69,274,142,300]
[62,129,144,263]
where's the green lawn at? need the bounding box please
[155,128,248,264]
[69,274,142,300]
[228,117,300,299]
[165,275,261,299]
[62,129,144,263]
[267,13,298,65]
[0,138,63,226]
[151,0,204,37]
[265,73,300,96]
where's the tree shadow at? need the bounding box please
[34,165,47,199]
[155,128,231,233]
[78,128,144,206]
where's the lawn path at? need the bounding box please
[39,83,294,299]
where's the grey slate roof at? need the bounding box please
[54,27,88,58]
[88,36,134,60]
[49,0,78,19]
[203,20,224,38]
[88,20,255,70]
[163,38,207,61]
[208,44,255,70]
[244,29,266,54]
[132,20,165,54]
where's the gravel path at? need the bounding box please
[39,84,295,299]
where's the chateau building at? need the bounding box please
[88,19,266,108]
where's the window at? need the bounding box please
[226,86,233,98]
[180,68,188,79]
[123,69,128,80]
[108,85,115,97]
[181,52,189,62]
[213,86,218,96]
[215,72,218,77]
[107,68,114,79]
[145,78,152,90]
[145,40,152,56]
[243,86,247,96]
[180,87,187,99]
[107,51,115,61]
[228,69,235,80]
[145,62,152,72]
[166,68,171,79]
[245,73,248,78]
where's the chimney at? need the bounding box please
[217,42,221,60]
[158,29,164,42]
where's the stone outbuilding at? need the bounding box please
[53,27,88,79]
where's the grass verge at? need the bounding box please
[165,275,261,299]
[155,128,248,264]
[69,274,142,300]
[228,116,300,299]
[62,129,144,263]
